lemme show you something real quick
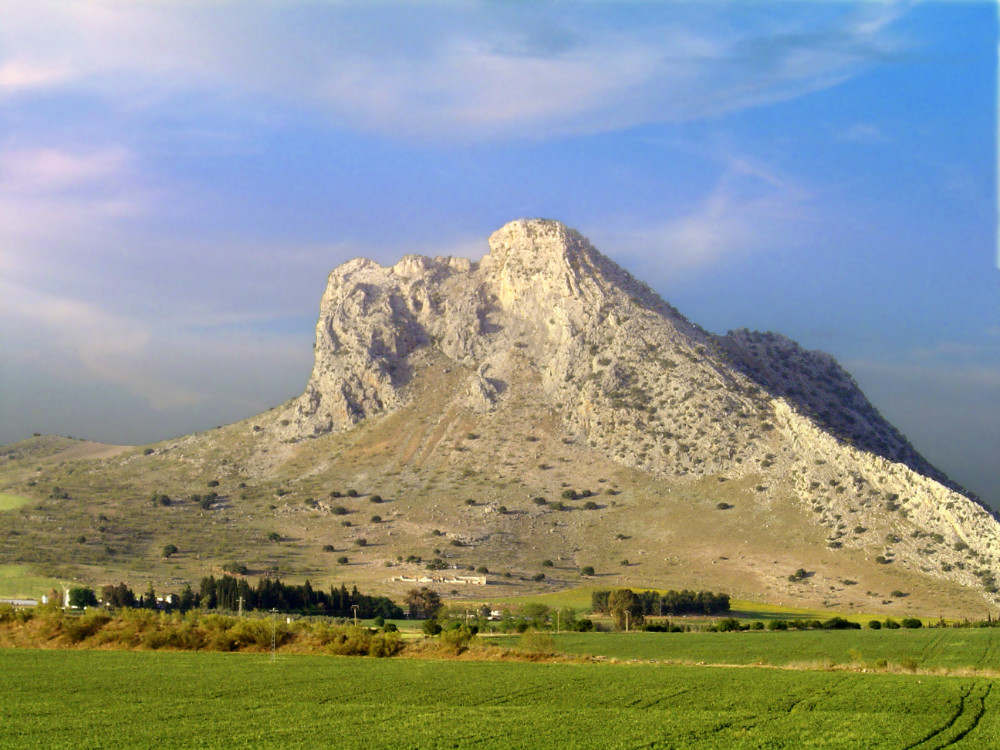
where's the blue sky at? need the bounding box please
[1,1,997,505]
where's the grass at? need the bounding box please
[0,565,65,599]
[0,493,31,512]
[549,627,1000,671]
[1,648,998,748]
[478,589,857,621]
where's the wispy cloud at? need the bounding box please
[0,279,311,413]
[839,123,888,143]
[0,1,911,141]
[598,154,814,275]
[0,61,73,92]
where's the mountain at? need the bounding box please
[1,219,997,616]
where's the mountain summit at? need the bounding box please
[2,219,997,614]
[274,218,1000,597]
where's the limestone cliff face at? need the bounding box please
[278,218,1000,597]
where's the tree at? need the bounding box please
[68,587,98,608]
[608,588,644,630]
[404,587,442,619]
[101,582,136,609]
[178,583,197,612]
[141,582,157,609]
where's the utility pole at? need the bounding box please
[351,604,359,627]
[270,608,278,662]
[625,611,629,633]
[556,610,560,634]
[238,596,243,617]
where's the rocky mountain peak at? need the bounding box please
[262,219,1000,605]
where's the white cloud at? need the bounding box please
[596,155,814,275]
[0,61,73,92]
[0,278,311,413]
[840,123,888,143]
[0,1,911,140]
[0,147,131,192]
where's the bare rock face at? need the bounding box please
[277,218,1000,597]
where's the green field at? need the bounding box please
[0,565,64,599]
[1,648,997,749]
[549,628,1000,671]
[0,493,31,512]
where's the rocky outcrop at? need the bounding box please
[275,218,1000,599]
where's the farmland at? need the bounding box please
[550,628,1000,671]
[2,648,998,749]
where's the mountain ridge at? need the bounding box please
[1,218,996,615]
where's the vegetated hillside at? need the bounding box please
[1,219,997,618]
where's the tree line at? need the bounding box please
[99,576,403,618]
[591,588,730,617]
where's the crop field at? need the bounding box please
[550,628,1000,671]
[0,564,64,600]
[0,494,30,512]
[1,648,998,749]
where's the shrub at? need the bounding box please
[716,502,733,510]
[901,617,923,629]
[199,497,213,510]
[713,617,742,632]
[267,532,282,542]
[440,623,478,653]
[354,538,368,547]
[322,544,335,552]
[476,566,489,574]
[821,617,860,630]
[533,497,547,505]
[464,499,475,506]
[518,630,556,654]
[561,489,577,500]
[222,562,248,575]
[369,495,382,504]
[370,515,382,523]
[531,573,545,582]
[422,619,442,636]
[580,566,595,577]
[346,489,358,498]
[884,618,901,629]
[583,501,599,510]
[68,587,99,608]
[143,448,154,455]
[868,619,882,630]
[162,544,178,558]
[336,556,348,564]
[541,559,553,567]
[207,480,219,488]
[497,506,507,515]
[331,506,348,515]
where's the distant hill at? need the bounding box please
[1,219,997,617]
